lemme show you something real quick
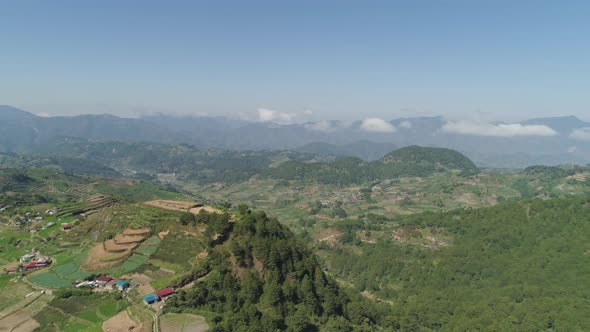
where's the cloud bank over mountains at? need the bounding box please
[360,118,396,133]
[441,121,558,137]
[2,104,590,168]
[257,108,297,123]
[570,128,590,141]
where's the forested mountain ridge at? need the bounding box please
[0,136,478,185]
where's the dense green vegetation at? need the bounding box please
[166,208,392,331]
[2,146,590,331]
[0,152,121,177]
[33,292,127,331]
[323,196,590,330]
[267,146,479,185]
[383,145,479,175]
[266,147,479,185]
[1,139,480,185]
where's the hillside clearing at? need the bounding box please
[159,313,208,332]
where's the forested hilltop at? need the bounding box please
[383,145,479,174]
[266,146,479,185]
[166,208,392,331]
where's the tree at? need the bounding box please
[179,212,195,225]
[238,204,250,215]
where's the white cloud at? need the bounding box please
[257,108,296,123]
[304,120,335,132]
[360,118,396,133]
[441,121,557,137]
[36,112,50,117]
[399,120,412,129]
[570,128,590,141]
[567,146,577,153]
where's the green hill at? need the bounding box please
[165,208,391,331]
[383,145,479,174]
[267,146,479,184]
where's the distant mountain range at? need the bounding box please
[2,105,590,168]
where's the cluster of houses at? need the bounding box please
[6,253,53,273]
[75,275,130,291]
[14,215,39,228]
[28,221,71,233]
[13,208,62,228]
[143,287,175,305]
[22,256,51,270]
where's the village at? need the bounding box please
[74,275,176,307]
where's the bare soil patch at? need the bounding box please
[145,200,221,215]
[189,206,222,214]
[102,309,142,332]
[104,239,136,253]
[114,233,146,245]
[159,313,208,332]
[316,228,343,246]
[0,309,40,332]
[145,200,201,212]
[123,228,151,236]
[83,244,128,270]
[124,273,155,296]
[158,230,170,240]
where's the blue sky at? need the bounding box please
[2,0,590,121]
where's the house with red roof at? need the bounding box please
[24,262,47,269]
[96,276,112,286]
[154,287,175,299]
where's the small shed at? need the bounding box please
[105,280,117,289]
[143,294,159,305]
[115,280,129,291]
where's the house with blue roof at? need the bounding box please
[115,280,129,291]
[143,293,159,305]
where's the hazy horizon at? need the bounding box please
[3,1,590,123]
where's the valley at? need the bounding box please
[0,145,589,331]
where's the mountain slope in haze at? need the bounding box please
[522,115,590,135]
[3,106,590,167]
[295,140,397,161]
[0,153,121,177]
[0,106,191,152]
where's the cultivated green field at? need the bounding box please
[33,294,128,331]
